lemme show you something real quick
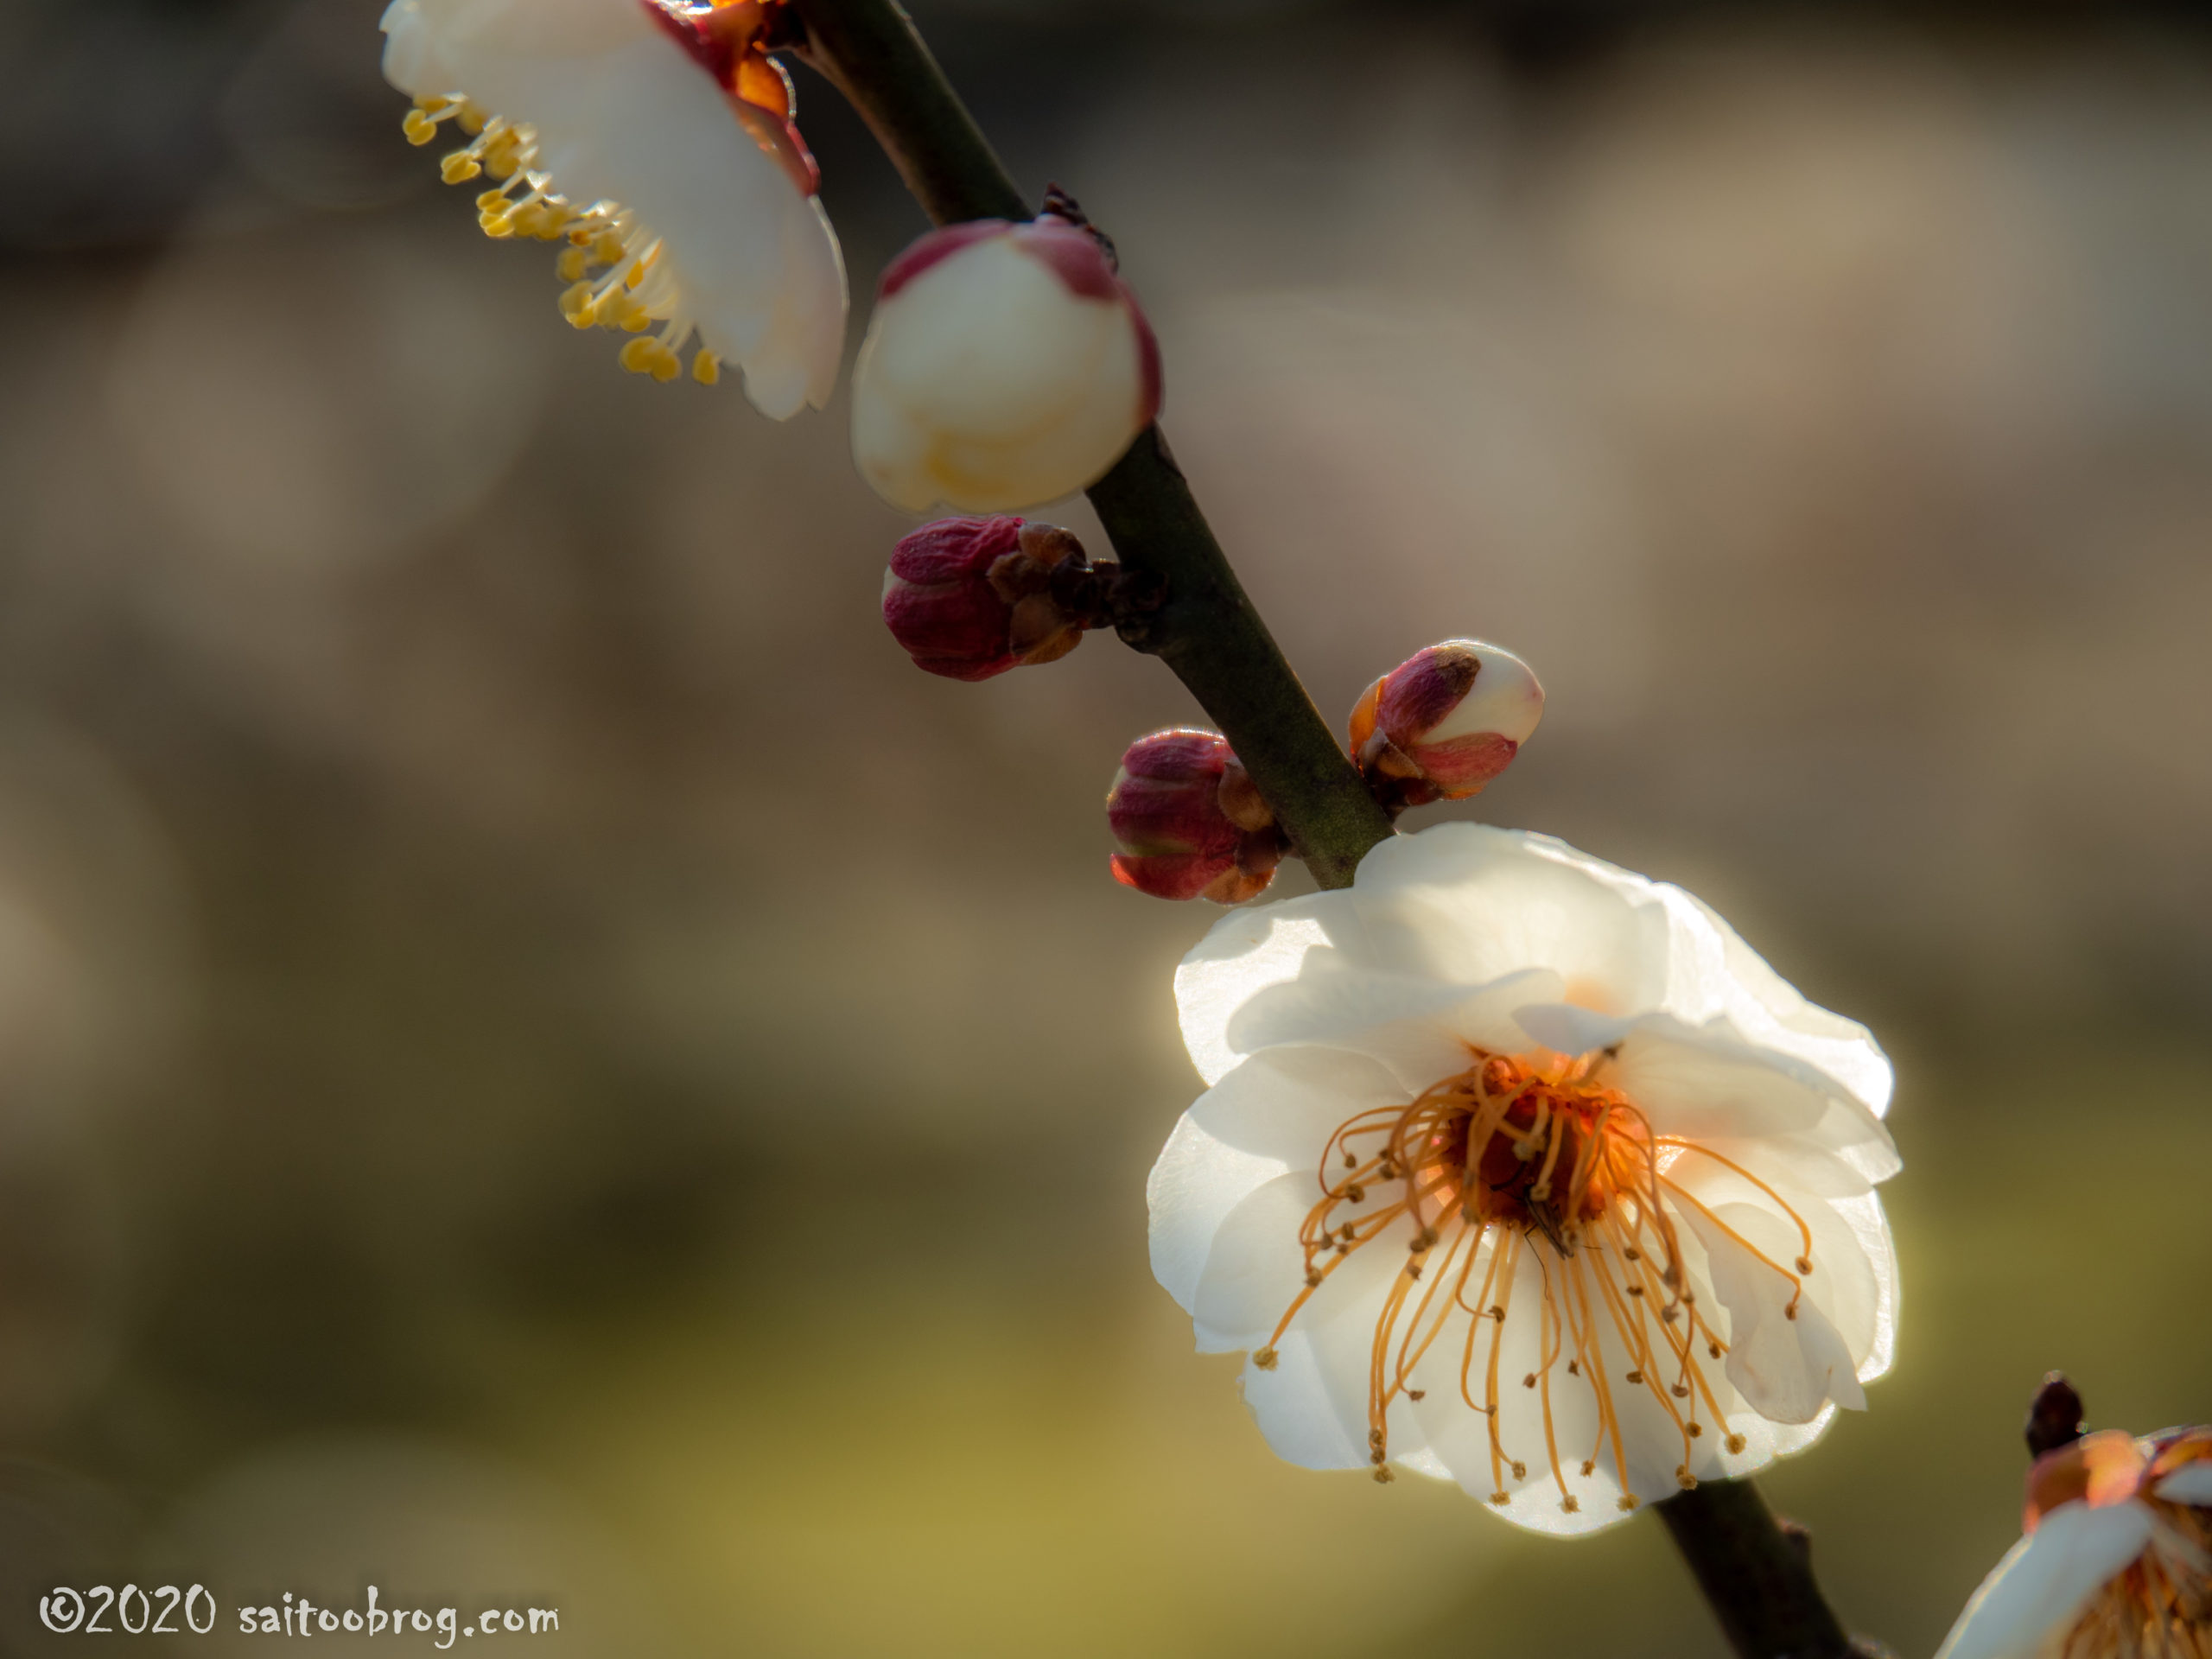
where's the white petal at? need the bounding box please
[1657,886,1894,1117]
[1147,1046,1407,1313]
[1175,824,1677,1087]
[385,0,845,421]
[1677,1198,1863,1422]
[1225,965,1564,1094]
[1232,1233,1433,1471]
[2154,1464,2212,1506]
[1934,1503,2155,1659]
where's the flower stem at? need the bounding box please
[786,0,1393,889]
[786,5,1868,1653]
[1657,1478,1859,1659]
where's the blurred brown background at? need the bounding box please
[0,0,2209,1652]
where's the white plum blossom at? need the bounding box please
[382,0,846,414]
[1148,823,1901,1533]
[1937,1427,2212,1659]
[850,217,1162,512]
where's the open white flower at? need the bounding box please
[1148,823,1900,1533]
[1936,1427,2212,1659]
[382,0,846,415]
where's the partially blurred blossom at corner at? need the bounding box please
[1936,1420,2212,1659]
[851,215,1161,512]
[380,0,846,408]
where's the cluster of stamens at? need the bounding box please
[404,96,720,385]
[2065,1480,2212,1659]
[1252,1047,1819,1512]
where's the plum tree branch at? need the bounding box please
[784,3,1868,1653]
[786,0,1392,889]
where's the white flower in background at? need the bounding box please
[850,216,1162,512]
[1148,823,1900,1533]
[381,0,846,415]
[1936,1427,2212,1659]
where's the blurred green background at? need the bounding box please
[0,0,2209,1652]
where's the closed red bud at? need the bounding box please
[1107,729,1283,904]
[881,515,1101,681]
[1350,639,1544,808]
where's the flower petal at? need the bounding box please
[2154,1463,2212,1506]
[1675,1198,1864,1422]
[1147,1046,1407,1313]
[1935,1502,2155,1659]
[1231,1230,1432,1470]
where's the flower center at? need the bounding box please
[1253,1048,1821,1514]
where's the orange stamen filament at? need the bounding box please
[1259,1046,1822,1510]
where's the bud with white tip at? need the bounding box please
[1107,730,1282,905]
[1350,639,1543,810]
[851,214,1162,513]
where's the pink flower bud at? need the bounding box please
[1107,729,1282,904]
[882,516,1097,680]
[1349,640,1544,808]
[851,215,1163,513]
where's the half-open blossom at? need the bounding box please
[850,217,1162,512]
[382,0,846,415]
[1148,823,1899,1531]
[1109,730,1282,905]
[1936,1426,2212,1659]
[1351,640,1544,810]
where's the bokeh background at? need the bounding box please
[1,0,2209,1652]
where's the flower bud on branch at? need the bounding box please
[1107,729,1285,904]
[851,210,1162,512]
[882,516,1160,680]
[1350,639,1544,813]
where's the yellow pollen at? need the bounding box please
[402,94,723,390]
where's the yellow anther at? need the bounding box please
[479,211,515,239]
[692,350,721,386]
[403,111,438,146]
[475,189,511,212]
[486,150,521,181]
[420,96,452,115]
[619,337,660,376]
[594,232,626,264]
[558,283,598,326]
[648,346,680,384]
[441,152,482,185]
[458,105,488,136]
[557,248,589,283]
